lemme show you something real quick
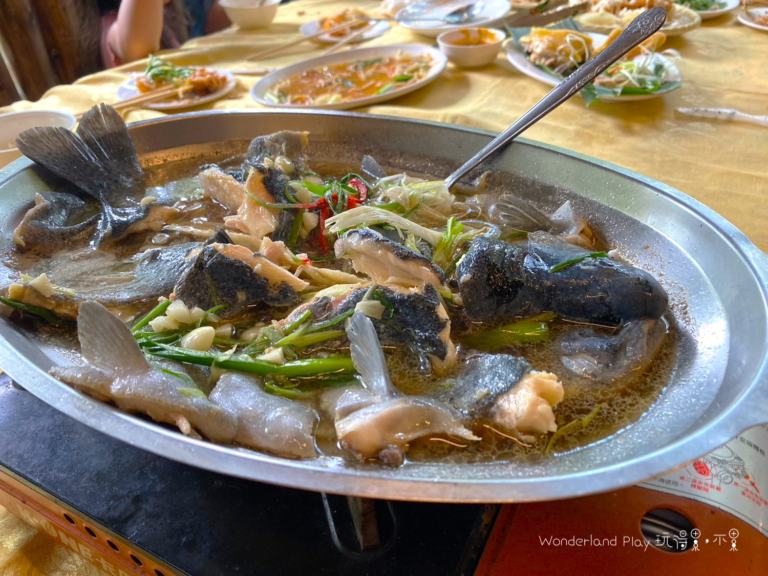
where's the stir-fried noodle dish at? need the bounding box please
[1,105,676,466]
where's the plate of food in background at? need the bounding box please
[675,0,739,21]
[116,56,237,110]
[575,0,701,35]
[251,45,447,110]
[738,7,768,30]
[397,0,512,37]
[300,8,390,43]
[505,25,682,104]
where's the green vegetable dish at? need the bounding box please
[2,104,676,466]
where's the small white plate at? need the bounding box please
[692,0,740,21]
[251,45,447,111]
[116,69,236,110]
[299,19,390,43]
[397,0,512,38]
[738,7,768,31]
[505,33,682,103]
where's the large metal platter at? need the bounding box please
[0,111,766,503]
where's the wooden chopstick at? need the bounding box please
[76,85,178,119]
[321,21,378,56]
[246,19,362,62]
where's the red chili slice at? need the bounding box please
[347,177,368,201]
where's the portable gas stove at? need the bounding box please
[0,373,765,575]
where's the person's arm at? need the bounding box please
[205,1,232,35]
[107,0,165,63]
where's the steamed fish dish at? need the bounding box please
[1,104,677,466]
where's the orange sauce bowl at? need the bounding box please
[437,27,506,68]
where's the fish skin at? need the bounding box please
[298,284,452,372]
[558,318,667,385]
[13,192,99,251]
[335,396,478,459]
[15,103,147,244]
[437,354,531,419]
[457,232,668,326]
[243,131,309,243]
[50,301,237,442]
[209,372,319,459]
[371,225,434,259]
[173,244,301,316]
[199,163,244,182]
[260,167,295,243]
[334,228,445,289]
[244,131,309,171]
[20,242,200,315]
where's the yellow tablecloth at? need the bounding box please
[0,0,766,573]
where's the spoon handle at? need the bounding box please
[445,6,667,189]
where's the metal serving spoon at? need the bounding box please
[444,6,668,189]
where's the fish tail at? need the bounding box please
[16,104,144,207]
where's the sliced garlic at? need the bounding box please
[28,273,54,298]
[258,347,286,365]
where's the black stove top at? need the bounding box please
[0,374,494,575]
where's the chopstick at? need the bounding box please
[76,85,178,119]
[246,19,361,62]
[321,21,378,56]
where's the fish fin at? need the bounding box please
[361,155,387,180]
[16,104,144,209]
[207,228,234,245]
[347,311,396,399]
[76,301,150,375]
[489,194,554,232]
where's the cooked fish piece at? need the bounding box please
[6,242,200,319]
[336,312,477,460]
[50,301,237,442]
[242,131,310,242]
[209,372,319,459]
[457,232,668,326]
[13,192,99,252]
[334,228,446,290]
[15,104,149,244]
[559,318,667,384]
[370,224,434,259]
[244,130,309,172]
[318,386,377,421]
[174,242,308,317]
[491,371,565,438]
[336,397,479,459]
[285,283,456,374]
[199,166,281,241]
[438,354,531,419]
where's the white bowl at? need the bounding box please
[0,109,77,169]
[437,28,506,68]
[220,0,280,30]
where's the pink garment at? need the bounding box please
[100,10,182,69]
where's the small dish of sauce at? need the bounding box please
[445,28,504,46]
[437,28,506,68]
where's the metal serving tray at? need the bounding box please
[0,111,766,503]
